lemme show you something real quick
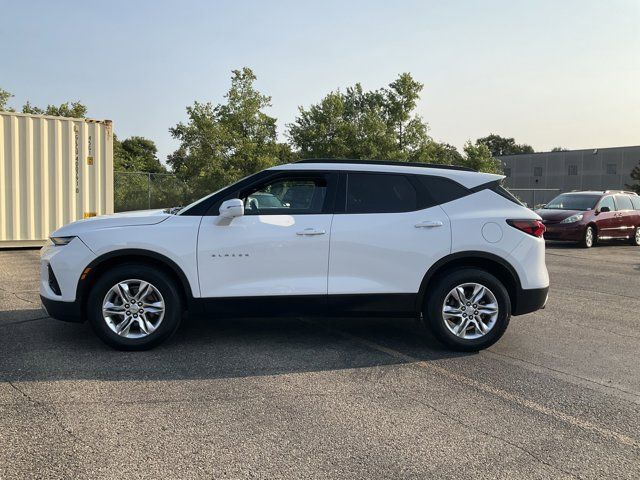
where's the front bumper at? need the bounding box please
[513,286,549,316]
[543,223,583,242]
[40,295,83,323]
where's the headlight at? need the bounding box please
[560,214,583,224]
[50,236,76,246]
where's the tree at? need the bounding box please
[626,163,640,194]
[551,146,567,152]
[22,100,87,118]
[462,141,503,174]
[476,134,534,157]
[0,88,13,111]
[114,135,165,173]
[414,141,464,165]
[168,67,292,197]
[287,73,433,161]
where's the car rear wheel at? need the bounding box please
[581,226,595,248]
[87,264,182,350]
[630,226,640,246]
[423,268,511,351]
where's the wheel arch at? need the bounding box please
[76,249,196,320]
[416,251,522,314]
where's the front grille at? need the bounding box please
[48,264,61,296]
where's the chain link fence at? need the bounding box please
[114,172,197,212]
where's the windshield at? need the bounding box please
[544,194,600,211]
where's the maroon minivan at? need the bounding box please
[536,190,640,248]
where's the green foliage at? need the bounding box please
[114,135,166,173]
[462,141,503,174]
[626,163,640,194]
[414,141,465,165]
[22,100,87,118]
[287,73,433,161]
[168,68,292,198]
[0,88,14,111]
[551,146,567,152]
[476,134,534,157]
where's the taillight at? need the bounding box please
[507,219,546,238]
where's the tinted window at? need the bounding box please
[346,173,417,214]
[598,196,616,212]
[241,176,328,215]
[615,195,633,211]
[631,196,640,210]
[545,194,600,210]
[415,175,469,206]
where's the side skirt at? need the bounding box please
[196,294,418,318]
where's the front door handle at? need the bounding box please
[296,228,326,236]
[415,220,444,228]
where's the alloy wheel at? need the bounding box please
[585,227,594,248]
[442,283,499,340]
[102,279,165,338]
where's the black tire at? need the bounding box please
[580,225,596,248]
[87,264,182,350]
[630,226,640,246]
[423,268,511,352]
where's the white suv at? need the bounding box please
[40,160,549,351]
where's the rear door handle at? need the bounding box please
[296,228,326,236]
[415,221,444,228]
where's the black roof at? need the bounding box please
[295,158,476,172]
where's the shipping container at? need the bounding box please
[0,112,113,247]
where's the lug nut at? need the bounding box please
[126,311,130,315]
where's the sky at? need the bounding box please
[2,0,639,163]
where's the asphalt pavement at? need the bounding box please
[1,242,639,479]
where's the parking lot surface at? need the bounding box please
[1,244,639,479]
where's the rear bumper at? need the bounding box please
[40,295,83,323]
[544,224,583,242]
[513,286,549,316]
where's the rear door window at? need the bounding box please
[615,195,634,211]
[346,173,418,214]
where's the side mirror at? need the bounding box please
[219,198,244,219]
[599,206,610,213]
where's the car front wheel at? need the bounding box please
[631,226,640,246]
[423,268,511,351]
[87,264,182,350]
[581,226,595,248]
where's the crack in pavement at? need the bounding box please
[0,315,50,327]
[7,381,91,452]
[485,350,640,401]
[398,391,583,479]
[303,319,640,451]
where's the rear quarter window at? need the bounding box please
[413,175,470,207]
[630,195,640,210]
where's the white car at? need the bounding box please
[40,160,549,351]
